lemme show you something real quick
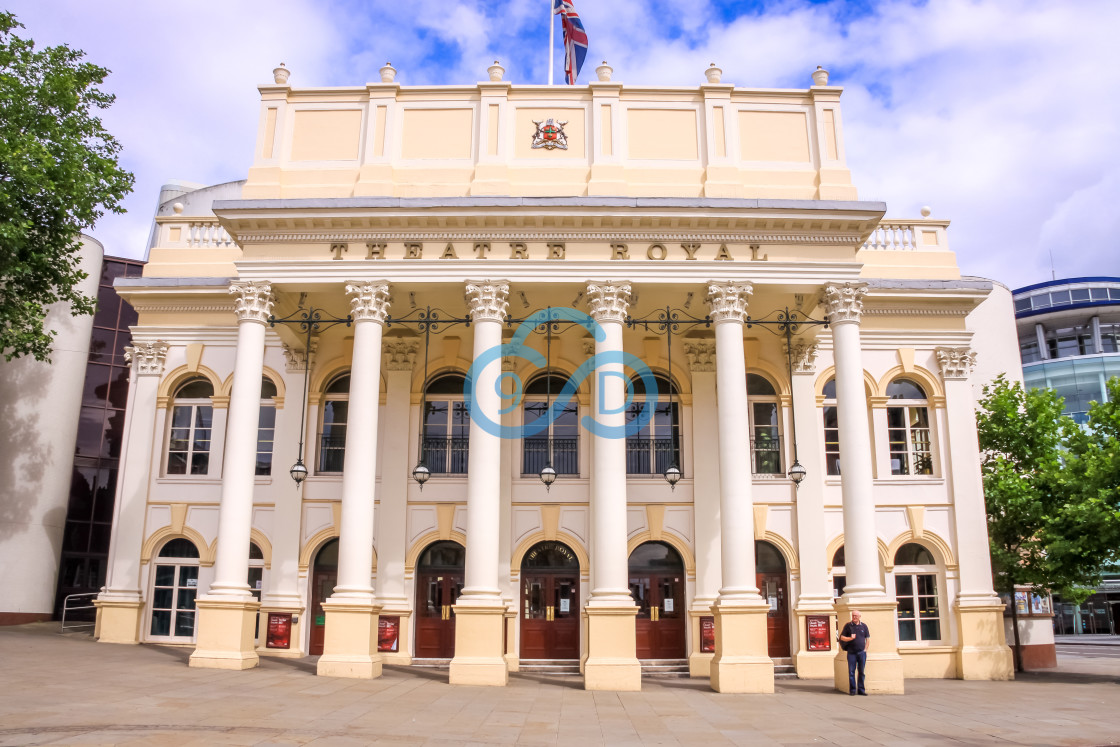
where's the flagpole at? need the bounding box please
[548,0,555,85]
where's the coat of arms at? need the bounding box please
[531,118,568,150]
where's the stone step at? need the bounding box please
[640,659,690,678]
[410,658,450,668]
[518,659,581,675]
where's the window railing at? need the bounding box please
[626,437,681,477]
[522,437,579,476]
[751,436,783,475]
[318,432,346,473]
[422,436,470,475]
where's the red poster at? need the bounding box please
[700,615,715,653]
[266,613,292,649]
[807,615,831,652]
[378,616,400,653]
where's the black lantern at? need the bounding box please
[786,458,807,486]
[289,458,309,486]
[540,463,557,489]
[412,462,431,487]
[664,463,682,488]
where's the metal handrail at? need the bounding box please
[60,592,98,633]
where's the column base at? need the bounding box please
[709,599,774,693]
[189,596,260,671]
[583,604,641,691]
[316,599,383,679]
[449,601,508,686]
[956,601,1015,680]
[93,596,143,645]
[255,604,306,658]
[793,603,838,679]
[832,598,904,694]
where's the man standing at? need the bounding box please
[839,609,870,695]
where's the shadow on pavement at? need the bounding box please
[260,656,318,675]
[509,672,584,690]
[147,645,192,663]
[1018,670,1120,685]
[383,664,450,682]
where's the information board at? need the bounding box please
[266,612,292,649]
[378,616,400,653]
[807,614,831,652]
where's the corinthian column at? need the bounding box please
[317,280,392,679]
[191,280,274,670]
[937,347,1013,680]
[583,281,641,692]
[450,280,510,687]
[822,281,903,694]
[706,281,774,693]
[96,341,169,644]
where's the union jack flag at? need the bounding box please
[553,0,588,85]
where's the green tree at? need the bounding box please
[977,375,1120,671]
[0,12,134,361]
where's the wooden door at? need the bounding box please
[308,568,336,656]
[631,572,686,659]
[414,572,462,658]
[755,541,790,658]
[520,573,579,660]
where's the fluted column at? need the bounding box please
[706,281,774,693]
[583,282,641,692]
[937,347,1013,680]
[317,280,391,679]
[95,341,169,644]
[683,339,721,678]
[191,281,274,670]
[823,281,903,694]
[450,280,510,687]
[788,342,835,677]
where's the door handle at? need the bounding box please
[442,604,451,621]
[651,607,659,622]
[547,606,554,622]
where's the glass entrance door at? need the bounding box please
[414,541,464,659]
[629,542,686,659]
[519,541,581,660]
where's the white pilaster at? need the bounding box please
[450,280,509,686]
[317,280,391,679]
[583,281,641,692]
[96,341,169,644]
[706,281,774,693]
[191,280,275,670]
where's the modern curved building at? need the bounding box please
[1013,277,1120,636]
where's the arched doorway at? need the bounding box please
[757,540,790,658]
[148,538,200,642]
[629,541,686,659]
[519,541,580,660]
[308,538,338,656]
[414,541,464,659]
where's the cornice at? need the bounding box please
[863,307,970,317]
[234,230,868,246]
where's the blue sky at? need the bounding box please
[6,0,1119,288]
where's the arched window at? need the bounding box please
[149,538,200,640]
[422,373,470,474]
[167,378,214,475]
[318,373,350,473]
[886,378,932,476]
[626,374,681,476]
[748,374,782,474]
[256,377,278,476]
[522,373,579,476]
[831,546,846,598]
[893,542,941,642]
[822,378,840,475]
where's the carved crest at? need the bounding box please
[531,118,568,150]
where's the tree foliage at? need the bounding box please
[0,12,134,361]
[977,375,1120,603]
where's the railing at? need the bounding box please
[60,592,98,634]
[861,222,917,251]
[422,436,470,474]
[751,436,783,475]
[522,437,579,476]
[626,437,681,477]
[318,432,346,473]
[186,220,234,247]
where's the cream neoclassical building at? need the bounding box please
[94,62,1017,693]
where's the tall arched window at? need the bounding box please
[256,377,278,476]
[625,374,680,476]
[822,378,840,475]
[422,373,470,474]
[886,378,932,476]
[318,373,349,473]
[522,373,579,476]
[893,542,941,642]
[167,377,214,475]
[748,374,781,474]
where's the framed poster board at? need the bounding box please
[378,615,400,653]
[266,612,292,649]
[807,614,831,652]
[700,616,715,653]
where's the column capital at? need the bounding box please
[786,341,819,375]
[586,282,631,323]
[124,341,169,376]
[936,346,977,380]
[383,339,419,371]
[706,281,753,323]
[464,280,510,323]
[683,340,716,372]
[229,280,275,323]
[345,280,392,323]
[822,282,868,324]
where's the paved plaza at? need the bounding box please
[0,624,1117,746]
